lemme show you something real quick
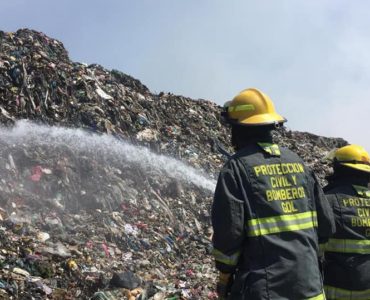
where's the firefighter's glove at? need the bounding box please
[216,272,232,300]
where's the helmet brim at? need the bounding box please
[341,162,370,173]
[237,112,287,126]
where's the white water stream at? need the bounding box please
[0,120,216,192]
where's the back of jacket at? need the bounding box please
[323,182,370,299]
[212,143,334,300]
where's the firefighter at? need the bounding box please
[211,88,335,300]
[323,144,370,300]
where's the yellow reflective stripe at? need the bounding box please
[211,248,241,266]
[325,285,370,300]
[247,211,317,237]
[249,211,316,226]
[228,104,255,112]
[319,243,327,257]
[258,143,281,156]
[353,185,370,198]
[325,238,370,254]
[306,292,325,300]
[248,221,316,236]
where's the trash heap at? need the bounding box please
[0,29,347,299]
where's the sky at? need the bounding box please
[1,0,369,150]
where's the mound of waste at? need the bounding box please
[0,29,347,299]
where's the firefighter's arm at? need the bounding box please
[211,161,245,295]
[318,193,337,255]
[311,171,336,244]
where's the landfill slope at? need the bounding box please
[0,29,347,299]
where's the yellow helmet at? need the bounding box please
[334,144,370,173]
[223,88,286,126]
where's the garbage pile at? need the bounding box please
[0,121,217,300]
[0,29,347,299]
[0,28,227,176]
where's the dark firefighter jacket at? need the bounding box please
[323,178,370,300]
[212,142,335,300]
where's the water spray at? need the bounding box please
[0,121,216,192]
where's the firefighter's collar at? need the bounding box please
[352,185,370,198]
[257,143,281,157]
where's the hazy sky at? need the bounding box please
[1,0,369,150]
